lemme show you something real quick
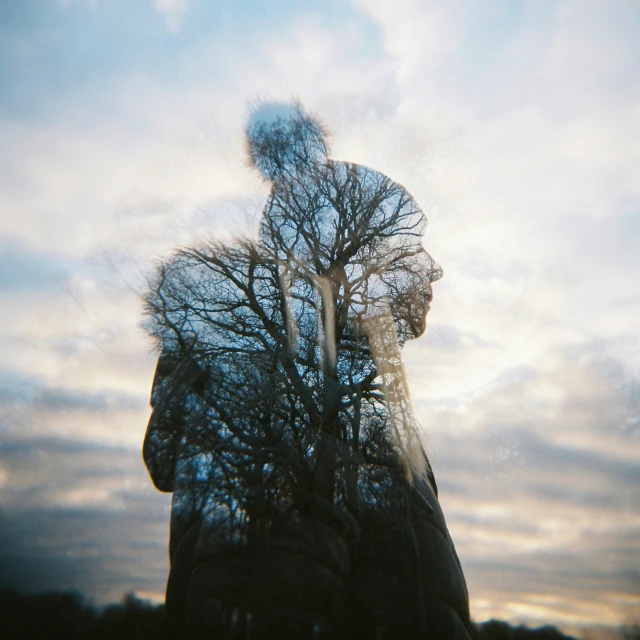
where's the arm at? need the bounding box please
[143,351,205,492]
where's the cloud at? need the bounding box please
[0,0,638,631]
[0,436,170,603]
[412,349,640,628]
[153,0,189,34]
[0,499,170,603]
[0,346,637,624]
[0,367,151,447]
[350,0,462,79]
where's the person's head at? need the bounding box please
[245,101,442,345]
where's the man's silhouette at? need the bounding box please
[143,102,471,639]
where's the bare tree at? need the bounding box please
[143,102,470,639]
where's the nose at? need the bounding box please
[417,245,442,283]
[429,264,443,283]
[425,252,443,284]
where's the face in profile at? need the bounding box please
[375,246,442,342]
[248,102,442,353]
[406,249,442,339]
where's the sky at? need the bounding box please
[0,0,638,636]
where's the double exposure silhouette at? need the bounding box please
[143,102,471,639]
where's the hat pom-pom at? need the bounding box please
[245,101,329,181]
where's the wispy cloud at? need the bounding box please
[152,0,189,34]
[411,347,640,627]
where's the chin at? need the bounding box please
[406,315,427,340]
[413,321,427,338]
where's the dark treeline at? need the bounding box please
[0,588,599,640]
[0,589,164,640]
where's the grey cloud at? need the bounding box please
[0,435,137,465]
[0,435,153,509]
[421,323,497,351]
[0,371,39,404]
[32,387,145,413]
[419,350,640,624]
[433,477,468,496]
[0,499,170,602]
[465,538,640,596]
[434,426,639,513]
[527,482,628,511]
[0,348,637,620]
[0,436,170,602]
[0,370,146,415]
